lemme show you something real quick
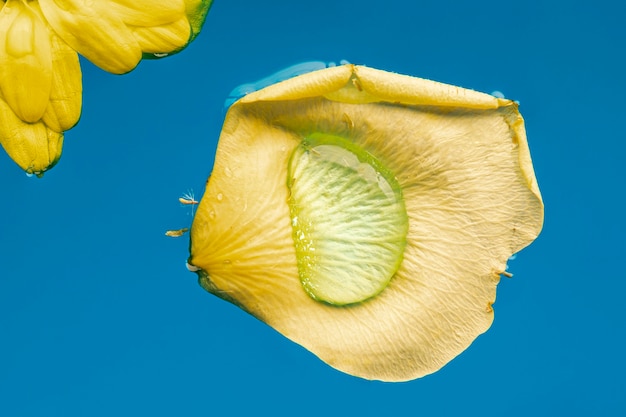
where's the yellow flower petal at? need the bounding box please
[188,65,544,381]
[131,18,191,54]
[0,97,63,175]
[38,0,141,74]
[0,0,52,123]
[140,0,212,59]
[40,28,82,133]
[13,0,83,133]
[108,0,186,27]
[184,0,213,40]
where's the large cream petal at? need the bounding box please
[38,0,141,74]
[188,65,544,381]
[0,0,52,123]
[0,97,63,175]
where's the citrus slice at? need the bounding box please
[287,134,408,305]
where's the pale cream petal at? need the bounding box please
[109,0,185,27]
[130,18,191,54]
[38,0,141,74]
[189,65,544,381]
[0,97,63,175]
[0,0,52,122]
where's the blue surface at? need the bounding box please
[1,0,624,415]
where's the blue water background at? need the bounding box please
[1,0,624,415]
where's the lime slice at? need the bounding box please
[287,133,409,305]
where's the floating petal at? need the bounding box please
[223,61,346,110]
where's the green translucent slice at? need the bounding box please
[287,133,409,305]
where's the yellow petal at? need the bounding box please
[0,97,63,175]
[38,0,141,74]
[109,0,186,27]
[183,0,213,40]
[165,228,189,237]
[0,0,52,123]
[188,65,544,381]
[19,1,82,133]
[40,29,82,133]
[131,18,191,54]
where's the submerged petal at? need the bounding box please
[38,0,141,74]
[40,27,82,133]
[130,18,190,54]
[141,0,212,59]
[19,1,83,133]
[183,0,213,40]
[188,64,544,381]
[0,0,52,122]
[0,97,63,175]
[108,0,186,27]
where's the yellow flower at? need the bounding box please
[0,0,212,176]
[187,64,544,381]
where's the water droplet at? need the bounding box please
[209,210,216,219]
[186,262,200,272]
[216,193,223,201]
